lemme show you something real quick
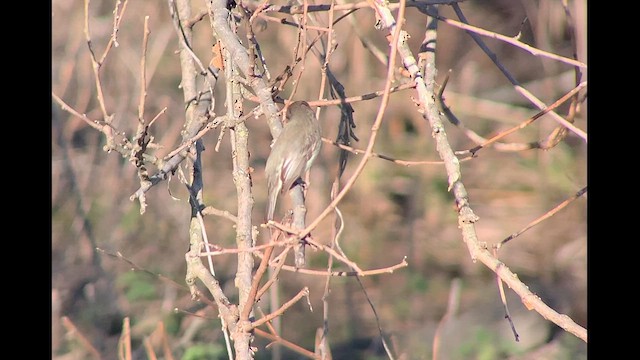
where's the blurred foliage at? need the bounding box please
[52,0,587,358]
[458,328,521,360]
[116,271,158,302]
[181,343,227,360]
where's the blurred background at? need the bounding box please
[52,0,587,359]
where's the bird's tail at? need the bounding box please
[266,186,278,222]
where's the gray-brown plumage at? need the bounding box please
[265,100,322,222]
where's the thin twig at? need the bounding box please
[465,81,587,156]
[497,186,588,249]
[83,0,112,125]
[285,6,310,107]
[202,205,239,223]
[254,328,319,359]
[255,306,280,344]
[162,115,223,161]
[266,221,364,273]
[323,137,473,166]
[246,81,415,107]
[198,211,216,275]
[100,0,130,64]
[310,82,416,106]
[318,195,344,360]
[146,108,167,135]
[492,248,520,342]
[248,288,310,330]
[167,0,216,90]
[255,248,409,277]
[316,0,337,114]
[137,16,150,125]
[257,246,290,301]
[131,16,153,195]
[244,1,469,15]
[240,245,275,321]
[97,247,188,290]
[354,274,395,360]
[52,92,106,132]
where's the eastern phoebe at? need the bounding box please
[265,101,322,222]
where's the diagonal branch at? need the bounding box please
[370,0,587,343]
[465,81,587,156]
[497,186,588,248]
[416,5,586,69]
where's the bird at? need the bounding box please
[265,100,322,222]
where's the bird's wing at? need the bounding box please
[280,149,308,193]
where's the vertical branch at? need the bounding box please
[286,5,310,103]
[100,0,130,64]
[230,96,256,359]
[131,16,153,194]
[117,317,133,360]
[223,17,256,360]
[83,0,115,150]
[315,3,342,359]
[171,0,197,105]
[206,0,282,136]
[170,0,245,354]
[137,16,150,127]
[316,1,336,106]
[171,0,203,258]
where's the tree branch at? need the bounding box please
[370,0,587,343]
